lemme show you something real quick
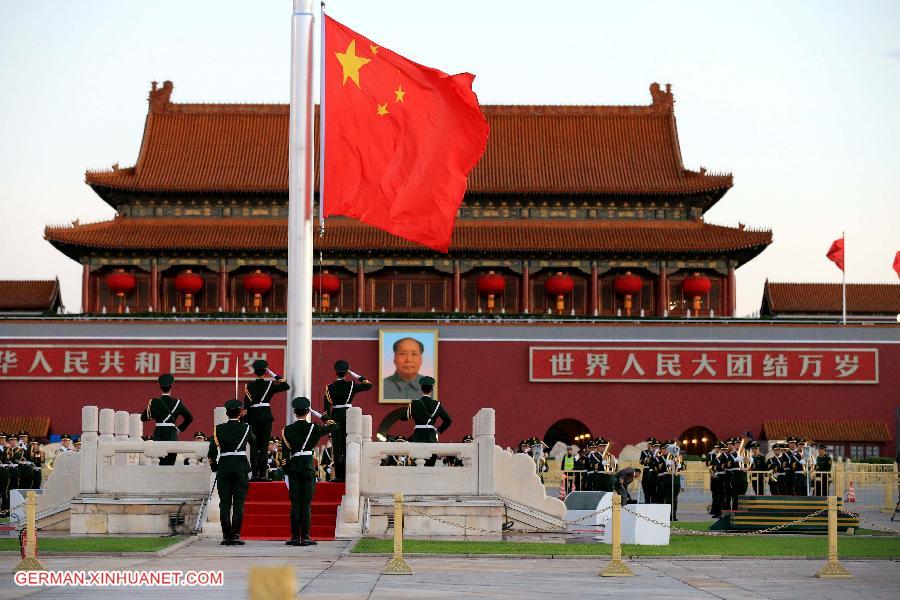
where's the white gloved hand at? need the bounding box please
[348,370,361,379]
[310,409,323,419]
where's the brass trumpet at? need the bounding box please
[601,442,617,474]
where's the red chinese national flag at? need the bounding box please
[826,237,844,271]
[893,251,900,279]
[323,17,489,252]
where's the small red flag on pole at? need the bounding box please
[893,251,900,279]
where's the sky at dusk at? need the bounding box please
[1,0,898,314]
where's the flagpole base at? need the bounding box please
[14,556,46,572]
[383,557,413,575]
[816,559,852,579]
[600,559,634,577]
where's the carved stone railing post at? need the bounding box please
[80,406,99,494]
[473,408,495,495]
[342,407,363,524]
[113,411,129,465]
[128,414,142,439]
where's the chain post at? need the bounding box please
[816,496,852,579]
[14,491,45,572]
[600,494,633,577]
[383,492,413,575]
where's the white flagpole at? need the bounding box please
[318,2,326,237]
[841,231,846,325]
[287,0,316,424]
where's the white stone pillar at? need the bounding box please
[113,411,129,465]
[362,415,372,441]
[128,414,143,439]
[79,406,99,494]
[474,408,496,495]
[341,407,363,524]
[98,409,115,442]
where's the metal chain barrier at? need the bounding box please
[403,503,613,535]
[839,509,900,535]
[622,505,828,536]
[0,500,28,519]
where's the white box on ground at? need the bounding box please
[564,491,611,534]
[617,503,670,545]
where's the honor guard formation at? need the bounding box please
[4,356,845,546]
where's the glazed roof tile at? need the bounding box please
[85,81,732,197]
[0,280,62,312]
[763,282,900,315]
[762,419,890,443]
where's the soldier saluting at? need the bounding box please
[244,359,290,481]
[400,376,451,466]
[323,360,372,482]
[208,399,255,546]
[140,374,193,465]
[282,397,338,546]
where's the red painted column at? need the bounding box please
[727,265,736,317]
[590,263,599,316]
[150,259,159,311]
[658,264,667,316]
[81,263,90,313]
[218,260,228,312]
[521,262,530,313]
[356,260,365,311]
[452,260,461,312]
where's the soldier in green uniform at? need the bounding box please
[400,376,451,466]
[0,434,10,514]
[813,444,833,496]
[207,399,255,546]
[282,397,339,546]
[323,360,372,482]
[140,374,193,465]
[244,359,290,481]
[709,442,727,517]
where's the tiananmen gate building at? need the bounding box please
[1,81,897,459]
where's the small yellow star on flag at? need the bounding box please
[370,44,379,55]
[377,103,389,116]
[335,39,371,87]
[395,85,405,103]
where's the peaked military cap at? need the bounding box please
[645,436,656,443]
[419,376,435,387]
[462,435,474,442]
[334,360,349,372]
[395,435,407,442]
[29,439,39,445]
[193,432,207,440]
[291,396,311,411]
[60,434,71,441]
[224,399,242,410]
[158,373,175,386]
[252,359,269,371]
[18,431,29,438]
[0,433,6,439]
[748,441,760,448]
[818,443,827,449]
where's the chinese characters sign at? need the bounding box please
[529,347,878,384]
[0,345,284,380]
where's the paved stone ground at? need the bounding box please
[0,537,897,600]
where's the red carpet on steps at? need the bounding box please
[240,481,344,541]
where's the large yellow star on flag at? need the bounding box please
[395,85,405,103]
[335,39,371,87]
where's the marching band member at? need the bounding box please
[654,442,685,521]
[813,443,833,496]
[639,438,659,503]
[749,441,767,495]
[709,442,728,518]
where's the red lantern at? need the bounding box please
[614,271,643,316]
[682,272,711,314]
[105,268,136,313]
[476,271,505,312]
[313,271,341,312]
[545,272,574,314]
[243,270,273,312]
[174,269,204,311]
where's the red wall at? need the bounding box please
[0,335,896,452]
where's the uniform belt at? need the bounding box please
[414,425,437,429]
[331,404,351,409]
[155,423,177,427]
[251,403,270,408]
[218,451,248,458]
[291,451,312,457]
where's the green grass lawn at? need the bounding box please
[352,535,900,558]
[0,536,186,553]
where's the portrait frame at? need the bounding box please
[378,329,438,404]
